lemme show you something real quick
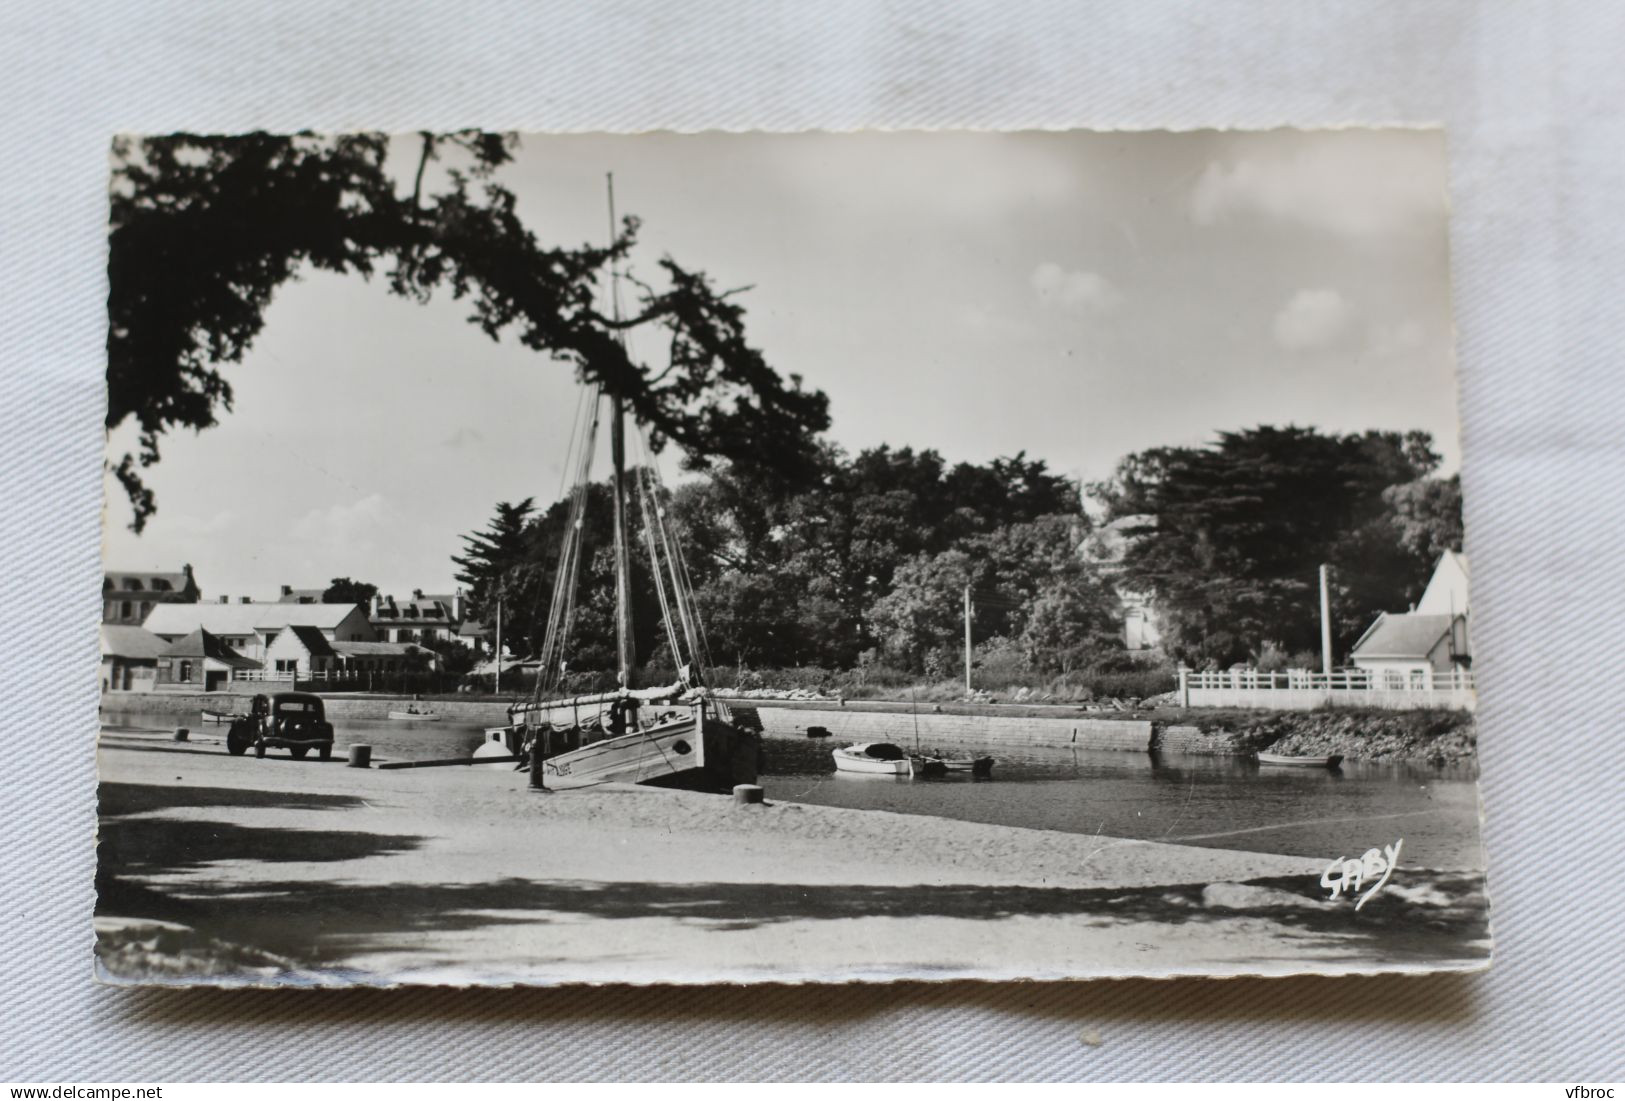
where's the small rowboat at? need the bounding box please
[940,755,995,776]
[200,709,238,724]
[388,708,440,722]
[1257,751,1343,769]
[833,742,912,776]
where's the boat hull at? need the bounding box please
[1257,752,1343,769]
[199,710,235,724]
[528,702,758,793]
[833,744,912,776]
[940,756,995,776]
[388,711,440,722]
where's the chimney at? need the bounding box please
[218,595,228,604]
[280,584,292,597]
[453,588,463,621]
[240,596,252,604]
[370,592,381,617]
[412,588,424,602]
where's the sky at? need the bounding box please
[103,128,1460,601]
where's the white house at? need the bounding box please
[370,589,465,645]
[1416,549,1470,617]
[260,625,437,679]
[143,601,375,665]
[1349,552,1471,687]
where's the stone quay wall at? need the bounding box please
[737,701,1154,753]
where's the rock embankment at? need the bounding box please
[1228,709,1477,764]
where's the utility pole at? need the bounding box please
[1319,563,1334,677]
[964,583,973,694]
[494,595,502,696]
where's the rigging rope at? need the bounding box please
[635,423,712,684]
[533,386,602,701]
[632,447,685,676]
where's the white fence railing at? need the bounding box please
[233,669,384,683]
[1179,667,1475,711]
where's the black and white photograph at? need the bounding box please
[96,128,1490,986]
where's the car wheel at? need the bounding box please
[318,744,332,762]
[290,745,309,760]
[254,740,266,759]
[226,724,250,756]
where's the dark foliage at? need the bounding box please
[1088,425,1463,667]
[321,577,377,605]
[107,131,829,530]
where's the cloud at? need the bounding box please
[1190,137,1444,238]
[1273,289,1355,352]
[1030,263,1122,312]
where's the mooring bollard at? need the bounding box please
[172,727,189,742]
[733,784,764,806]
[529,755,548,792]
[347,744,372,769]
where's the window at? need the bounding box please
[120,601,133,620]
[126,579,144,591]
[178,660,192,683]
[152,579,171,592]
[275,659,298,673]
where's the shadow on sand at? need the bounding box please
[101,869,1491,973]
[95,781,1489,979]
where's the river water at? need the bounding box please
[105,710,1486,873]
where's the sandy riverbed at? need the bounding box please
[95,730,1491,987]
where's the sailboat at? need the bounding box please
[497,176,760,794]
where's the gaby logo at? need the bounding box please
[1321,839,1403,910]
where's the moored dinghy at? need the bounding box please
[939,755,995,776]
[1257,751,1343,769]
[833,742,913,776]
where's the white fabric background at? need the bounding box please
[2,0,1621,1082]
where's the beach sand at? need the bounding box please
[95,730,1491,986]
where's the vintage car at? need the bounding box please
[224,694,271,756]
[226,691,335,760]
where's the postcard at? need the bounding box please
[96,129,1489,985]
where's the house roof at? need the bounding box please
[277,589,327,604]
[372,594,457,623]
[457,619,491,637]
[158,628,262,668]
[143,602,366,637]
[100,624,169,661]
[1350,613,1459,660]
[288,624,337,657]
[104,570,193,594]
[332,640,433,657]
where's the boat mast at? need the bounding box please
[606,173,636,688]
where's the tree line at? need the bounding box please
[452,426,1463,682]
